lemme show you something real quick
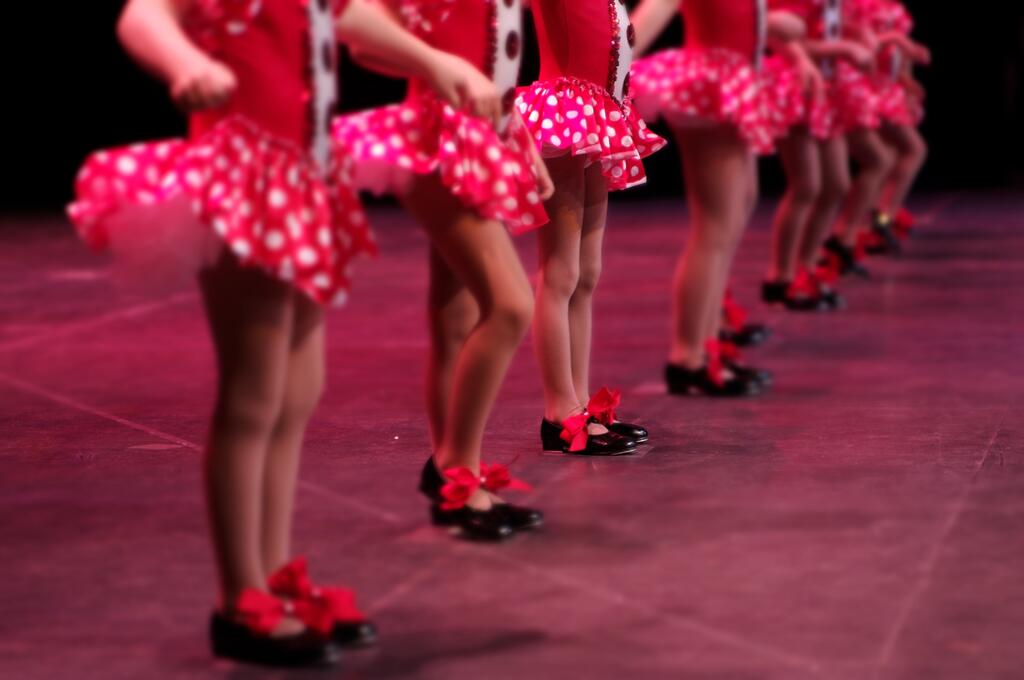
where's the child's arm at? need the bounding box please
[768,10,807,43]
[876,31,931,65]
[804,38,873,70]
[845,22,880,55]
[336,0,501,127]
[778,40,825,97]
[630,0,682,57]
[899,67,926,101]
[117,0,236,111]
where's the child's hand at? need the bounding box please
[843,42,874,70]
[911,43,932,65]
[170,57,237,112]
[796,58,825,99]
[426,52,502,128]
[905,77,926,102]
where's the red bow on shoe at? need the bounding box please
[811,261,839,286]
[586,387,621,427]
[790,269,819,298]
[233,588,288,636]
[894,208,915,237]
[718,340,741,363]
[268,557,366,635]
[439,467,482,510]
[560,412,591,452]
[480,463,531,493]
[704,339,726,388]
[440,464,531,509]
[853,234,869,262]
[722,290,748,332]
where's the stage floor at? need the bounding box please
[2,193,1022,679]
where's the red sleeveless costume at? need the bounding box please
[631,0,780,153]
[68,0,371,305]
[766,0,881,138]
[516,0,666,190]
[332,0,548,233]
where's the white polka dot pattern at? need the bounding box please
[515,77,666,191]
[68,117,374,305]
[631,48,779,153]
[333,92,549,234]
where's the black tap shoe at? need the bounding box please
[724,360,774,388]
[210,610,339,668]
[823,236,870,278]
[606,419,649,445]
[540,418,636,456]
[418,459,516,541]
[719,323,771,347]
[332,620,378,649]
[495,503,545,531]
[762,279,830,312]
[865,212,902,256]
[665,362,762,397]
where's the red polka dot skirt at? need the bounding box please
[829,60,882,134]
[874,80,923,127]
[515,77,667,191]
[760,55,835,141]
[333,92,548,234]
[68,115,374,305]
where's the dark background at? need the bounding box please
[7,1,1023,214]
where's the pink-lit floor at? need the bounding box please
[2,193,1021,679]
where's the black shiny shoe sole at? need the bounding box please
[823,238,871,279]
[719,324,771,348]
[607,421,649,445]
[496,503,545,531]
[665,364,762,398]
[762,281,830,312]
[419,459,516,541]
[429,505,514,541]
[210,613,339,668]
[540,420,637,456]
[333,621,379,649]
[727,362,774,388]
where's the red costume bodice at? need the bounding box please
[188,0,344,169]
[531,0,635,101]
[681,0,768,69]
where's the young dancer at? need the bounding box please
[68,0,506,666]
[335,0,553,540]
[517,0,666,455]
[860,0,929,250]
[760,0,885,296]
[817,0,898,277]
[720,288,772,346]
[631,0,800,396]
[760,1,844,311]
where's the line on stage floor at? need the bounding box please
[467,545,826,674]
[0,370,407,525]
[0,292,196,353]
[872,409,1007,677]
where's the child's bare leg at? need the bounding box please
[799,136,851,268]
[404,174,534,508]
[768,127,822,282]
[261,290,325,576]
[199,253,297,634]
[534,154,588,422]
[833,129,895,246]
[670,125,753,367]
[425,246,479,450]
[570,164,609,403]
[877,123,927,214]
